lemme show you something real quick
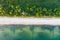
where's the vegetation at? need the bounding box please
[0,0,60,17]
[0,25,60,40]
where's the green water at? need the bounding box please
[0,25,60,40]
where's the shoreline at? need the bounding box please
[0,17,60,25]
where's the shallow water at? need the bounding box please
[0,25,60,40]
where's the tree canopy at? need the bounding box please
[0,0,60,17]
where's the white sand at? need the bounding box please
[0,17,60,25]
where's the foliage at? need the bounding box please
[0,0,60,17]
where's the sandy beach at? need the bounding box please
[0,17,60,25]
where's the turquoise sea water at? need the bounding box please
[0,25,60,40]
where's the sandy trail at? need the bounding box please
[0,17,60,25]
